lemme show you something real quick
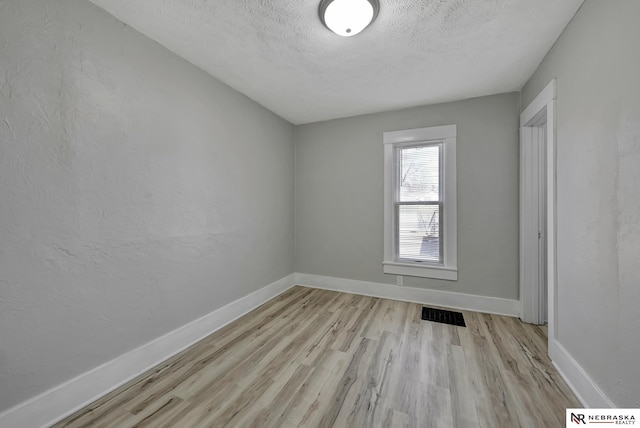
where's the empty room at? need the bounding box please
[1,0,638,427]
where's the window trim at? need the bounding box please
[383,124,458,281]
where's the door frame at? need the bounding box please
[520,79,557,342]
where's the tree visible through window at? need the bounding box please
[397,143,442,263]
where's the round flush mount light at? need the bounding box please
[319,0,380,37]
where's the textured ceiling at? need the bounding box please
[88,0,583,124]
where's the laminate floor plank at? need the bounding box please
[54,287,579,428]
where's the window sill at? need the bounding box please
[383,261,458,281]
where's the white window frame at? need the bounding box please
[383,124,458,281]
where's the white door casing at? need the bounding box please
[520,80,556,340]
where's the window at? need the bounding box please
[383,125,457,280]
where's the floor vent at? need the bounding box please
[421,307,466,327]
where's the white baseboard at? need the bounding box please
[549,339,615,408]
[0,274,295,428]
[293,273,520,317]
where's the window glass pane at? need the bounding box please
[399,144,440,202]
[398,204,440,262]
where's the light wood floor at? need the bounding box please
[54,286,579,428]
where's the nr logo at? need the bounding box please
[571,413,586,424]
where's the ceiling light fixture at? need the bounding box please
[319,0,380,37]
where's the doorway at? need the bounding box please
[520,80,556,341]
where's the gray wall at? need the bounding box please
[295,93,520,299]
[522,0,640,407]
[0,0,294,412]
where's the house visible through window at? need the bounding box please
[383,125,457,281]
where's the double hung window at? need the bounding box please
[383,125,457,280]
